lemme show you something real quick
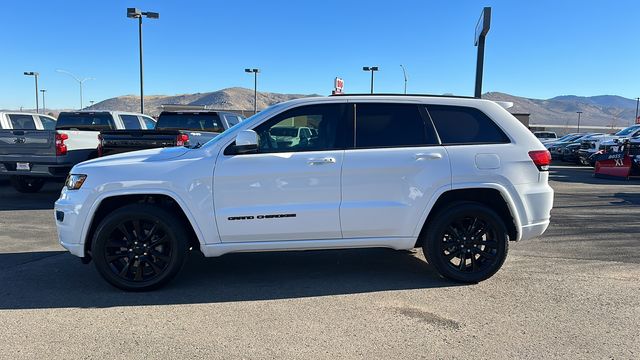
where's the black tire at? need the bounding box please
[10,175,46,193]
[422,202,509,283]
[91,204,188,291]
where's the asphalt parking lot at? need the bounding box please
[0,168,639,359]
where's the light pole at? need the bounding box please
[474,7,491,98]
[362,66,379,94]
[90,100,95,107]
[23,72,39,113]
[635,98,639,125]
[56,69,94,109]
[127,8,159,114]
[40,89,47,113]
[576,111,583,132]
[399,65,408,94]
[244,68,259,114]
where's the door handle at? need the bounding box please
[414,153,443,160]
[307,157,336,165]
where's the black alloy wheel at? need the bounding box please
[92,204,188,291]
[423,202,508,283]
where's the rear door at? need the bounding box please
[214,103,348,242]
[340,102,451,238]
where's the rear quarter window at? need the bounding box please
[8,114,36,130]
[427,105,510,145]
[119,115,142,129]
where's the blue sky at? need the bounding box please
[1,0,638,110]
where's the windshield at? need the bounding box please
[615,125,640,136]
[56,113,115,131]
[157,113,224,132]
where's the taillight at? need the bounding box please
[55,132,68,156]
[97,134,104,157]
[176,133,189,146]
[528,150,551,171]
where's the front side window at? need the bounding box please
[120,115,142,129]
[354,103,435,148]
[252,104,346,153]
[427,105,510,145]
[38,116,56,130]
[8,114,36,130]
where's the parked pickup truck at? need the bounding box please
[0,110,154,192]
[98,111,244,157]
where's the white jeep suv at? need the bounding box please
[55,95,554,291]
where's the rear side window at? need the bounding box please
[56,113,115,131]
[427,105,510,144]
[354,103,436,148]
[8,114,36,130]
[157,113,224,132]
[120,115,142,129]
[141,117,156,129]
[38,116,56,130]
[223,114,241,127]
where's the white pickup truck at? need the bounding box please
[55,95,554,291]
[0,110,155,192]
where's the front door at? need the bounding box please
[214,103,348,242]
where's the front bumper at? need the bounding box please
[55,188,92,258]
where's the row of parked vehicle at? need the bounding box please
[533,124,640,166]
[0,110,245,192]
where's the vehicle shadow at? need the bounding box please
[0,181,62,211]
[607,192,640,205]
[0,248,459,310]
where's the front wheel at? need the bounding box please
[91,204,188,291]
[10,175,46,193]
[423,202,509,283]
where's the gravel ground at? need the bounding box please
[0,167,638,359]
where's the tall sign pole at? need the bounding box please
[474,7,491,98]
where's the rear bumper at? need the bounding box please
[513,182,554,241]
[0,162,71,177]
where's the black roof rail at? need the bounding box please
[328,93,477,99]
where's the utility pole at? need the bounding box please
[576,111,583,132]
[244,68,260,114]
[635,97,639,125]
[40,89,47,113]
[362,66,379,94]
[127,8,159,114]
[400,64,408,94]
[474,7,491,98]
[23,72,39,113]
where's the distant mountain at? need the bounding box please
[483,92,637,128]
[85,87,316,116]
[76,88,639,128]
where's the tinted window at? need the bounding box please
[251,104,346,153]
[157,113,224,132]
[8,114,36,130]
[56,113,115,130]
[223,114,241,127]
[427,105,510,144]
[120,115,142,129]
[355,103,435,148]
[38,116,56,130]
[141,117,156,129]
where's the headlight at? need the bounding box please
[65,174,87,190]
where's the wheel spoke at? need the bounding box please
[117,224,134,244]
[145,259,162,275]
[118,261,131,277]
[143,223,158,242]
[445,249,461,260]
[150,250,170,263]
[106,253,128,263]
[148,235,168,248]
[477,249,496,260]
[133,262,143,281]
[132,220,143,241]
[458,252,466,270]
[467,217,479,235]
[470,253,478,271]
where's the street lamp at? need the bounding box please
[23,71,39,113]
[40,89,47,113]
[244,68,260,114]
[56,69,94,109]
[399,65,408,94]
[635,98,639,125]
[127,8,159,114]
[576,111,583,132]
[362,66,379,94]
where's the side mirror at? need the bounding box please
[234,130,259,154]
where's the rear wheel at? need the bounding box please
[423,202,509,283]
[91,204,188,291]
[10,175,46,193]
